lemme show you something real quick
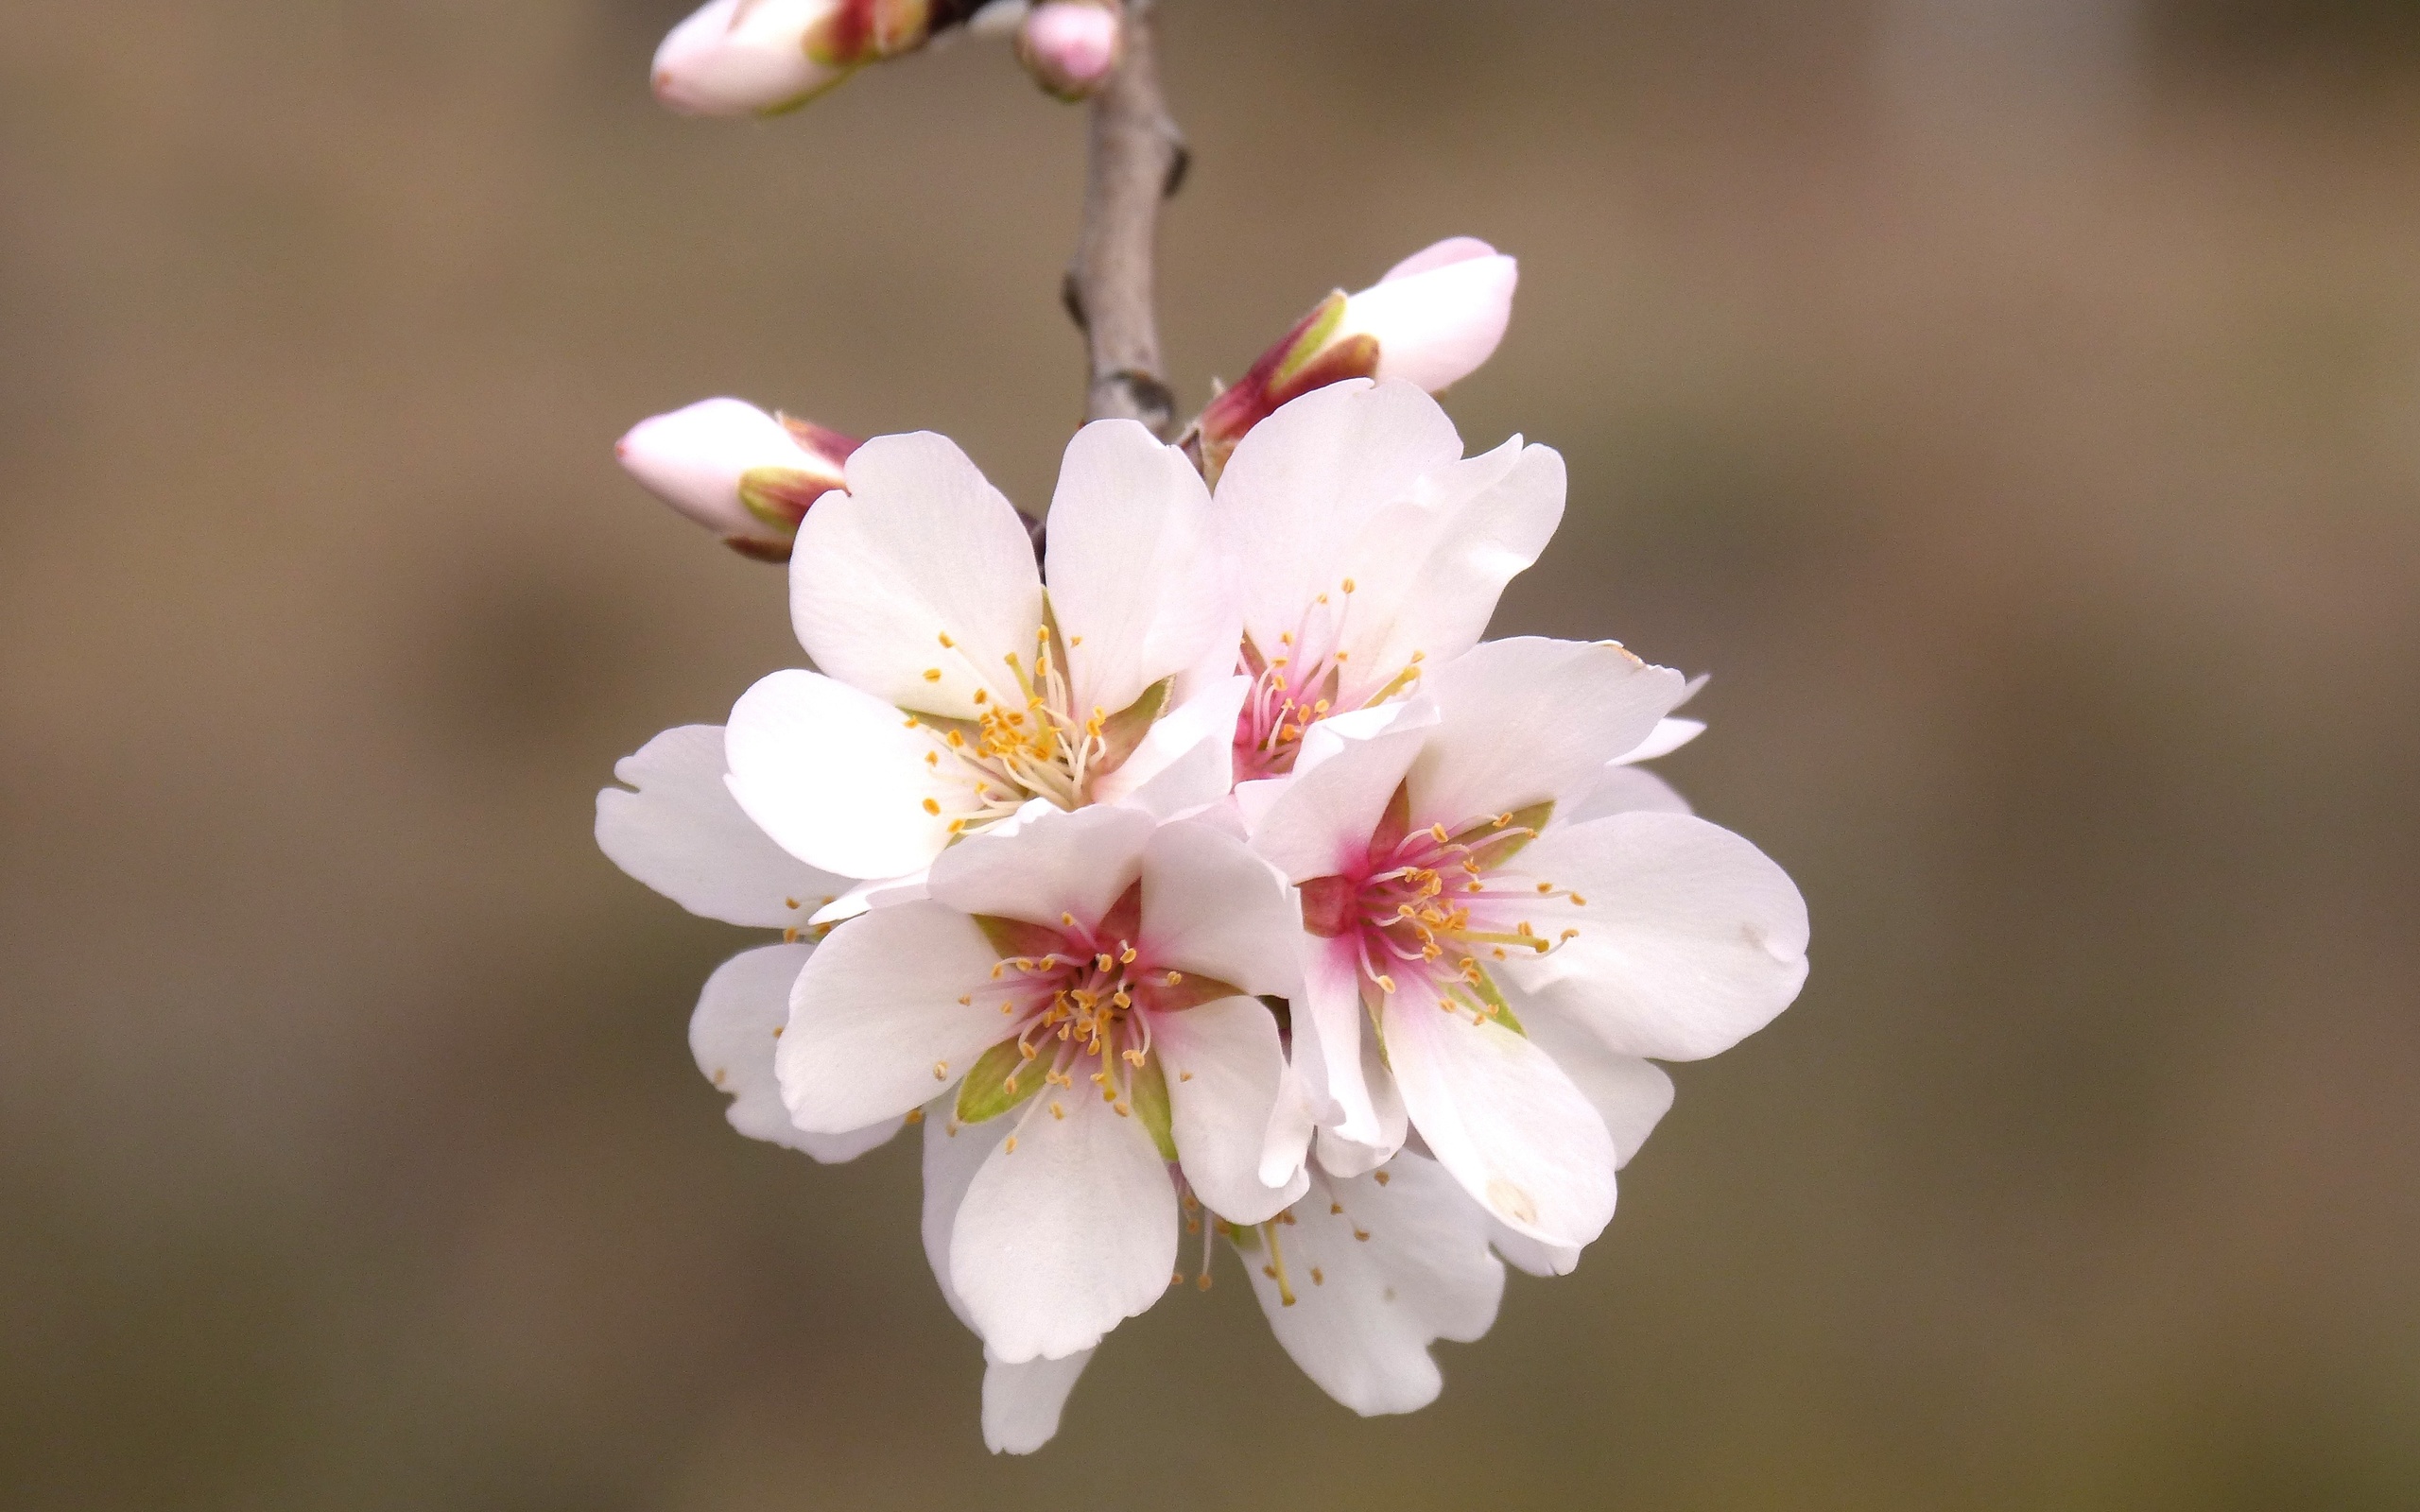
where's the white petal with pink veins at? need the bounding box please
[725,669,959,881]
[1381,986,1617,1248]
[1043,420,1232,720]
[1244,1156,1505,1416]
[1507,812,1808,1062]
[776,902,1005,1133]
[1245,719,1426,885]
[789,431,1042,719]
[950,1084,1179,1362]
[1155,996,1305,1224]
[596,725,844,928]
[690,944,903,1161]
[981,1346,1094,1454]
[1408,637,1685,828]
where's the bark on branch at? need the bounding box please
[1067,0,1186,438]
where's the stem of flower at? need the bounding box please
[1066,0,1186,438]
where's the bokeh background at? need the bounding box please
[5,1,2418,1506]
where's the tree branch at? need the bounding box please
[1067,0,1185,438]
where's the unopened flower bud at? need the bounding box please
[615,398,857,562]
[1016,1,1122,100]
[1187,238,1518,480]
[652,0,981,117]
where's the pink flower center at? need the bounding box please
[1300,790,1580,1022]
[1231,579,1424,781]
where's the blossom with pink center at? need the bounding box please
[1016,0,1121,99]
[1248,636,1809,1250]
[780,804,1308,1365]
[1209,380,1564,782]
[721,418,1243,907]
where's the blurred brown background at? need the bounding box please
[4,1,2417,1507]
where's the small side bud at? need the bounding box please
[1016,1,1121,101]
[1184,238,1518,482]
[615,398,856,562]
[653,0,980,117]
[652,0,854,117]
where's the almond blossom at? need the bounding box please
[723,419,1242,908]
[1211,379,1564,782]
[1246,636,1810,1249]
[616,397,857,561]
[779,803,1308,1365]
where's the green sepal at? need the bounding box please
[1130,1055,1177,1161]
[1271,291,1350,387]
[1454,799,1557,868]
[1091,677,1172,778]
[954,1039,1045,1125]
[974,915,1066,962]
[1451,968,1527,1037]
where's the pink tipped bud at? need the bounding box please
[615,398,856,561]
[1336,237,1518,393]
[651,0,961,116]
[1016,1,1122,100]
[1186,238,1519,481]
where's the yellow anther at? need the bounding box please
[783,927,800,943]
[958,993,973,1006]
[1178,1071,1193,1082]
[1341,576,1357,593]
[1570,893,1588,906]
[1165,971,1183,986]
[1119,945,1137,964]
[932,1060,948,1079]
[1197,1274,1213,1292]
[1051,1102,1065,1120]
[905,1108,925,1125]
[1330,1202,1344,1215]
[1374,1170,1391,1186]
[973,688,989,705]
[1561,928,1580,941]
[922,667,942,682]
[1311,1267,1324,1284]
[1376,974,1397,993]
[948,819,967,833]
[925,751,940,766]
[922,798,942,816]
[1005,1136,1018,1153]
[1353,1228,1371,1242]
[1097,954,1114,971]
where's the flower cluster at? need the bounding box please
[599,251,1809,1451]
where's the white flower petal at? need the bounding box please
[1564,765,1693,823]
[1335,438,1564,679]
[1340,251,1519,393]
[1297,938,1384,1148]
[1261,1058,1320,1189]
[1507,812,1809,1061]
[1137,821,1302,997]
[1381,987,1617,1248]
[776,902,1004,1133]
[1216,382,1463,658]
[1245,1158,1505,1417]
[1245,718,1427,885]
[1088,675,1250,818]
[1311,1015,1409,1177]
[596,725,843,928]
[950,1087,1179,1363]
[1408,637,1685,828]
[925,803,1155,930]
[1155,996,1305,1225]
[1512,988,1676,1167]
[923,1097,1009,1332]
[1617,716,1705,765]
[691,944,904,1161]
[1043,420,1234,720]
[726,669,963,881]
[806,869,930,926]
[788,431,1042,719]
[1487,1221,1582,1278]
[981,1346,1094,1454]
